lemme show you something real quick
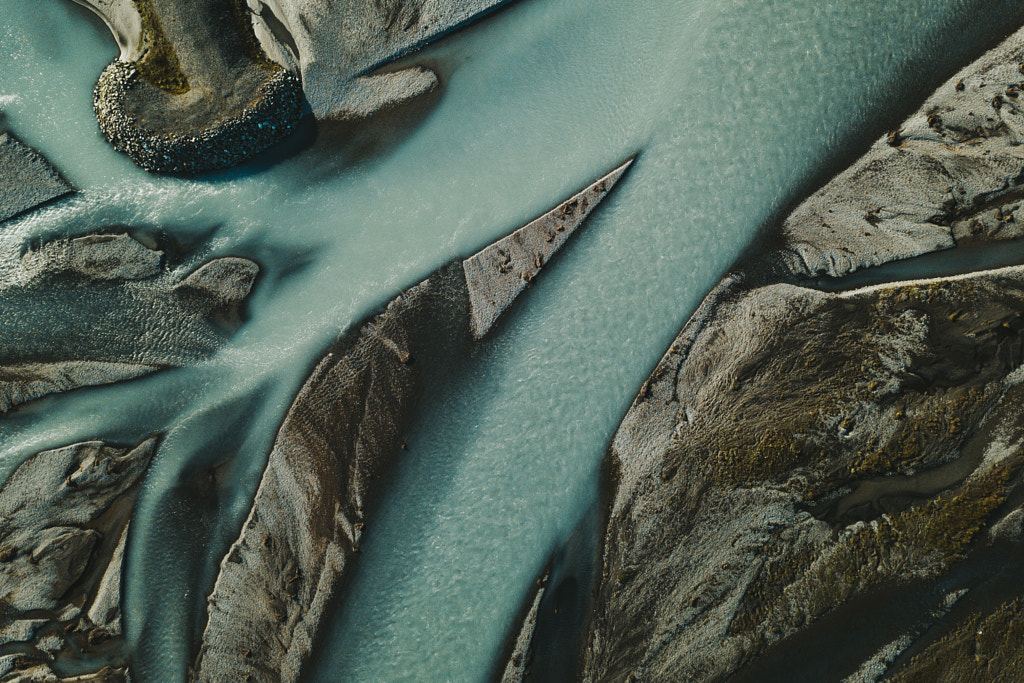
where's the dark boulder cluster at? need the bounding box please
[94,61,302,175]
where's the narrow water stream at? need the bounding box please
[815,239,1024,293]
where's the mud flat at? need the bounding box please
[576,23,1024,683]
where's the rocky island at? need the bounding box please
[75,0,514,173]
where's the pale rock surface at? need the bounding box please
[248,0,515,118]
[776,25,1024,279]
[68,0,144,61]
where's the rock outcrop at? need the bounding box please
[581,23,1024,683]
[0,438,156,683]
[0,232,259,413]
[0,132,73,224]
[584,269,1024,682]
[191,160,632,683]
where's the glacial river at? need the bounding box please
[2,0,1024,680]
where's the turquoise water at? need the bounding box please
[2,0,1024,681]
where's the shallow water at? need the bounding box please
[2,0,1024,681]
[816,239,1024,292]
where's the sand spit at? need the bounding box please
[191,160,632,683]
[0,132,74,224]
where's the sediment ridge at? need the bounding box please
[0,132,74,224]
[0,438,157,683]
[0,231,259,413]
[190,161,632,682]
[75,0,519,173]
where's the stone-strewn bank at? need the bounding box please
[576,22,1024,683]
[73,0,518,173]
[77,0,302,174]
[94,61,301,175]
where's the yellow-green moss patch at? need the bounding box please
[132,0,190,94]
[890,598,1024,682]
[755,460,1020,643]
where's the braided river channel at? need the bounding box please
[3,0,1024,680]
